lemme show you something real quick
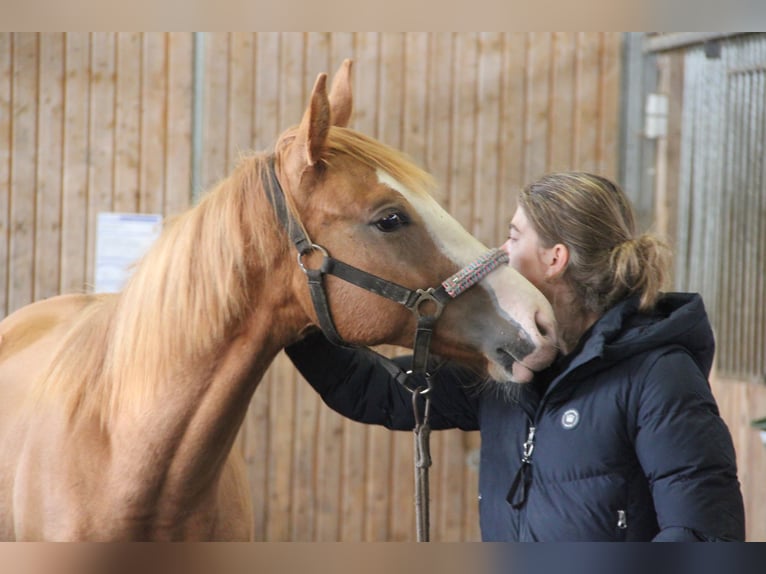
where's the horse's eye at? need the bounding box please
[374,212,409,232]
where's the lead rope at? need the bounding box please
[412,376,433,542]
[406,248,511,542]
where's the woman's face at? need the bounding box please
[502,206,552,295]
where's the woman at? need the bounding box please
[285,172,745,541]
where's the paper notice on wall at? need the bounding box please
[94,212,163,293]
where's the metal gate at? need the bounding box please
[674,33,766,380]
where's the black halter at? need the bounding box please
[262,156,466,373]
[263,156,509,540]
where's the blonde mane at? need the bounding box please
[32,126,435,428]
[322,128,436,198]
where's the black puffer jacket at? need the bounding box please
[285,293,745,541]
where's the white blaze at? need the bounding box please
[376,170,485,266]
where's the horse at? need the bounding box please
[0,60,557,541]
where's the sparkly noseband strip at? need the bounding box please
[441,248,510,298]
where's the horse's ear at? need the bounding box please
[296,73,331,167]
[328,59,353,127]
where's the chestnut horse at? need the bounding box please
[0,60,557,540]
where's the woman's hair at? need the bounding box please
[518,172,671,314]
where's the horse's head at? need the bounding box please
[272,60,557,383]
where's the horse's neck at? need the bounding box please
[99,180,308,523]
[101,279,305,532]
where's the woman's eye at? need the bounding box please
[374,212,408,232]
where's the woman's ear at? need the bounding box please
[543,243,569,280]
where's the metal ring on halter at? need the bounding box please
[404,370,432,395]
[297,243,329,274]
[410,288,445,320]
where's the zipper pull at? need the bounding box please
[617,509,627,529]
[507,426,536,509]
[521,426,536,463]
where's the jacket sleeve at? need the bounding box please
[633,348,745,541]
[284,331,481,431]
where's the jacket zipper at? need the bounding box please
[617,509,628,529]
[506,424,536,510]
[522,425,536,463]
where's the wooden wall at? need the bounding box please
[0,33,194,312]
[0,32,622,541]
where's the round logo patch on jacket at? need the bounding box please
[561,408,580,429]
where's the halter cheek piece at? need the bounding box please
[264,156,508,541]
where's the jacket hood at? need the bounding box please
[574,292,715,377]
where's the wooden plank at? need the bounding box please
[713,375,766,541]
[163,32,192,217]
[572,32,602,173]
[226,32,255,171]
[113,32,141,213]
[449,33,478,231]
[312,399,345,540]
[425,32,454,209]
[8,33,38,313]
[278,32,304,131]
[473,32,503,245]
[462,430,481,540]
[139,33,167,215]
[523,32,552,183]
[86,32,116,287]
[748,380,766,541]
[60,33,90,295]
[401,32,428,166]
[655,52,684,251]
[497,33,527,239]
[0,33,12,316]
[548,32,577,173]
[200,32,229,194]
[599,33,621,178]
[34,33,64,301]
[252,33,280,152]
[330,32,355,90]
[352,32,379,139]
[263,356,297,541]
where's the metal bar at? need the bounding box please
[756,41,766,381]
[643,33,753,54]
[720,45,737,373]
